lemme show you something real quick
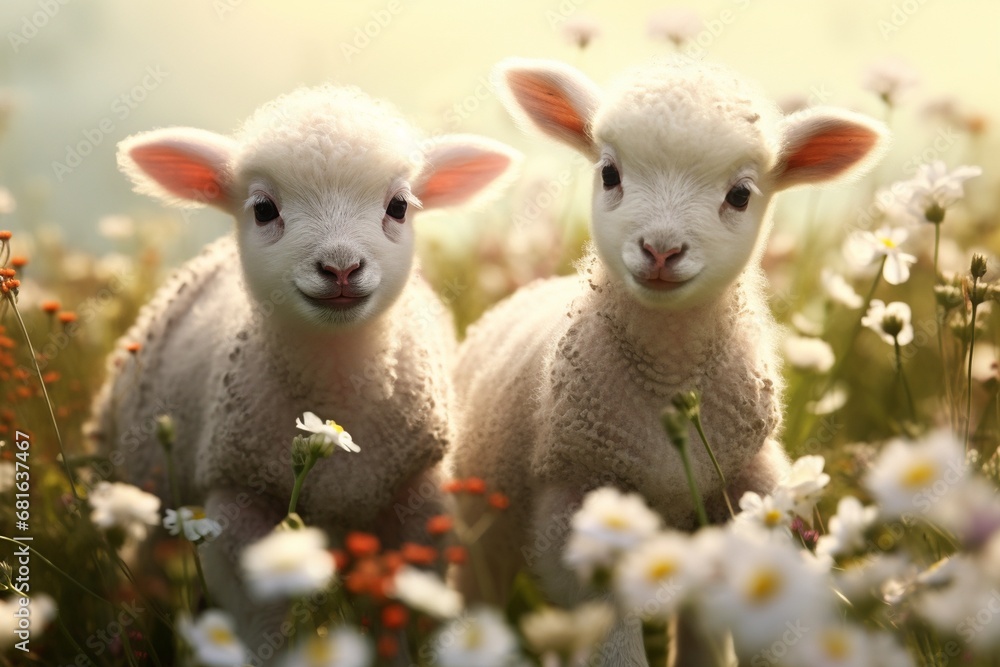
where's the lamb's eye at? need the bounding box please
[725,183,752,210]
[601,164,621,189]
[386,196,407,221]
[253,197,280,225]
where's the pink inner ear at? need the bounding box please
[130,145,227,203]
[418,153,512,209]
[509,71,589,138]
[781,120,879,183]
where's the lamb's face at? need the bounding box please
[234,147,420,329]
[590,88,777,311]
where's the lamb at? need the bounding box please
[449,58,887,666]
[86,85,518,651]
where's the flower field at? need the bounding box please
[1,3,999,666]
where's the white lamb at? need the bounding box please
[449,58,887,665]
[87,85,518,651]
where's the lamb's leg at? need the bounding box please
[668,609,736,667]
[202,488,289,664]
[533,485,648,667]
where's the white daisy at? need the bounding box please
[0,594,56,650]
[563,487,661,578]
[861,300,914,346]
[520,602,613,658]
[295,412,359,453]
[774,455,830,525]
[97,214,136,240]
[815,496,877,558]
[178,610,247,667]
[734,490,795,535]
[902,160,982,224]
[163,506,223,543]
[433,607,519,667]
[560,15,601,49]
[277,627,372,667]
[614,531,705,620]
[863,430,967,519]
[647,7,702,47]
[861,57,918,106]
[391,566,463,619]
[702,530,834,657]
[784,336,835,373]
[88,481,161,542]
[807,385,849,415]
[240,527,335,601]
[844,226,917,285]
[784,623,872,667]
[821,269,863,308]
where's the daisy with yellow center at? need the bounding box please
[844,225,916,285]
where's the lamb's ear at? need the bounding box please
[772,108,889,190]
[495,57,602,159]
[413,135,521,209]
[117,128,237,211]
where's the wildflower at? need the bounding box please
[913,555,1000,649]
[178,610,246,667]
[125,341,141,353]
[98,214,136,240]
[815,496,877,558]
[295,411,359,453]
[901,160,982,225]
[391,566,462,618]
[345,531,380,558]
[88,481,161,541]
[844,226,916,285]
[647,7,702,47]
[561,15,601,49]
[774,455,830,524]
[807,385,848,415]
[863,430,966,519]
[433,607,518,667]
[862,300,914,346]
[0,231,10,241]
[400,542,437,566]
[40,300,60,315]
[861,57,918,107]
[426,514,453,536]
[381,603,408,630]
[0,594,55,650]
[520,602,613,659]
[277,627,371,667]
[57,311,78,325]
[971,343,999,384]
[783,336,835,373]
[821,269,863,308]
[563,487,661,578]
[163,506,223,543]
[441,479,464,493]
[702,531,834,656]
[928,475,1000,548]
[734,490,794,535]
[488,491,510,510]
[445,546,468,565]
[464,477,486,494]
[834,553,912,607]
[240,527,335,600]
[614,531,705,619]
[9,256,25,269]
[784,624,876,667]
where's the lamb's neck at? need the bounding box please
[254,313,400,395]
[585,264,743,370]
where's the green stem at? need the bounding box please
[690,414,734,518]
[288,456,317,516]
[826,257,885,389]
[0,536,113,605]
[3,294,79,500]
[676,436,708,528]
[966,291,979,452]
[894,338,917,422]
[164,451,192,613]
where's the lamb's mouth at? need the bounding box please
[299,290,371,310]
[634,275,695,292]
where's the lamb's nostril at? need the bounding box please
[320,261,361,286]
[642,242,685,268]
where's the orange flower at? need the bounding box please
[125,341,141,353]
[0,336,14,349]
[488,492,510,510]
[40,301,60,314]
[441,479,464,494]
[345,558,381,596]
[0,230,11,241]
[42,371,60,384]
[400,542,437,567]
[426,514,453,536]
[464,477,487,494]
[330,549,349,571]
[57,311,78,325]
[380,550,404,575]
[345,531,381,558]
[10,256,27,268]
[381,603,409,630]
[444,545,468,565]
